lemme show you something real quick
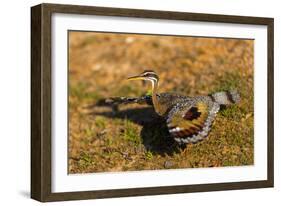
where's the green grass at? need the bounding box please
[145,151,153,160]
[122,119,141,146]
[68,69,254,172]
[78,152,93,169]
[95,116,106,129]
[213,71,242,93]
[70,81,101,101]
[68,33,254,173]
[69,70,254,172]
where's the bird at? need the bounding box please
[106,70,240,144]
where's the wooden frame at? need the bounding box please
[31,3,274,202]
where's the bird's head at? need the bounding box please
[127,70,159,85]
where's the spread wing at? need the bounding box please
[167,101,220,144]
[102,95,153,106]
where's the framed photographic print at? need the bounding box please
[31,3,274,202]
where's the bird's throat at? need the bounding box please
[151,81,165,116]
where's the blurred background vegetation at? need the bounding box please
[68,31,254,174]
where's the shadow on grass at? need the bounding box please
[87,103,185,156]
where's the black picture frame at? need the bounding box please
[31,3,274,202]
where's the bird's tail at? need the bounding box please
[211,89,240,105]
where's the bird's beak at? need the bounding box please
[127,75,145,81]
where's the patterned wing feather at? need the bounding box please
[167,101,219,144]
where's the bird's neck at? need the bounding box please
[151,81,165,116]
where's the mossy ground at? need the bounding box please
[68,32,254,173]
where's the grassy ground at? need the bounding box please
[68,31,254,173]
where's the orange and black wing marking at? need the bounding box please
[167,102,219,144]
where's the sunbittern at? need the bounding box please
[106,70,240,144]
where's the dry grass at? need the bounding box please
[68,31,254,173]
